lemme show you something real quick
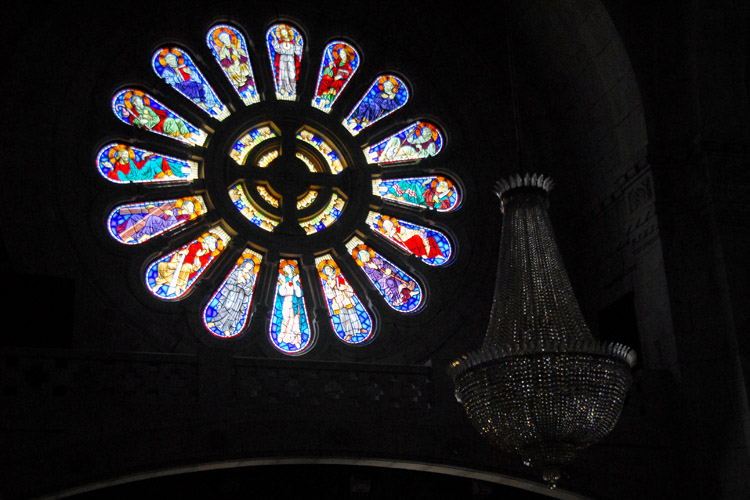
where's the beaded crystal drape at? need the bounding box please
[449,174,636,487]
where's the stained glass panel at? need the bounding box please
[108,196,206,245]
[373,176,459,212]
[311,41,360,113]
[342,75,409,135]
[269,259,312,353]
[266,23,304,101]
[257,149,279,167]
[206,24,260,105]
[229,185,280,232]
[97,143,199,184]
[367,212,452,266]
[112,89,207,146]
[346,237,423,313]
[297,190,318,209]
[364,121,443,164]
[152,47,229,121]
[256,186,280,207]
[297,129,344,174]
[203,249,263,338]
[145,227,230,300]
[315,255,373,344]
[300,193,345,234]
[230,126,277,165]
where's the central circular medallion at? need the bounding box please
[267,156,310,199]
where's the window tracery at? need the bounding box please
[100,19,462,356]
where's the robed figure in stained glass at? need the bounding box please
[313,42,358,112]
[276,262,305,348]
[320,263,365,341]
[268,24,303,99]
[153,234,221,297]
[206,261,257,336]
[352,76,403,126]
[122,92,190,138]
[381,122,440,162]
[103,144,188,182]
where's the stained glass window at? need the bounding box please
[100,19,462,356]
[269,259,312,353]
[203,249,262,338]
[108,197,206,245]
[367,212,452,266]
[152,47,229,120]
[97,143,199,184]
[206,24,260,105]
[312,41,360,113]
[373,175,460,212]
[266,23,304,101]
[343,75,409,135]
[112,89,207,146]
[347,237,423,313]
[315,255,373,344]
[365,121,443,164]
[145,227,230,300]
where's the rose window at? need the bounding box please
[98,21,462,355]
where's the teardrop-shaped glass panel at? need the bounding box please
[203,249,263,338]
[266,23,304,101]
[112,89,207,146]
[206,24,260,105]
[152,47,229,121]
[269,259,312,353]
[315,255,373,344]
[346,237,423,313]
[364,121,443,164]
[311,41,359,113]
[373,175,460,212]
[97,143,199,184]
[108,196,206,245]
[145,227,230,300]
[342,75,409,136]
[367,212,452,266]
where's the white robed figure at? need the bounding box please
[277,264,304,347]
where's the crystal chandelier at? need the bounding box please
[448,173,636,488]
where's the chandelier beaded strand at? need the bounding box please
[448,173,636,488]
